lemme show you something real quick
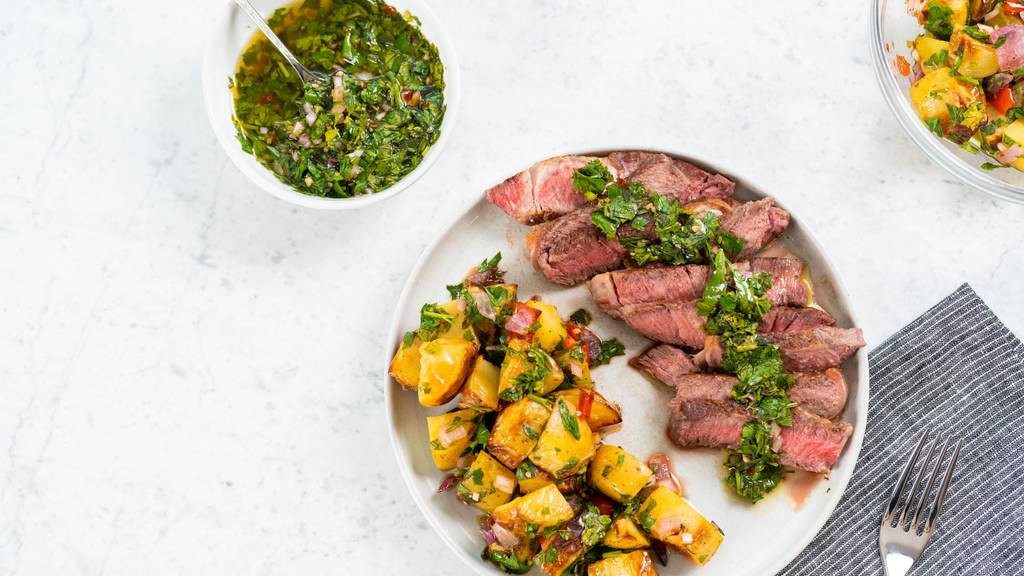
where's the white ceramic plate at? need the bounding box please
[202,0,460,210]
[385,149,868,576]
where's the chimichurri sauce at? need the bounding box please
[231,0,445,198]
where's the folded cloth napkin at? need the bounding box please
[779,283,1024,575]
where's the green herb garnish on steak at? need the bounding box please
[232,0,445,198]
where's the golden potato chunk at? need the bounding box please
[525,300,568,352]
[529,398,596,478]
[633,486,723,567]
[487,398,551,469]
[425,409,479,470]
[458,356,500,411]
[388,336,422,389]
[587,445,653,503]
[498,339,563,401]
[587,550,658,576]
[456,451,517,512]
[1000,119,1024,170]
[438,300,482,348]
[417,337,477,407]
[554,389,622,431]
[915,35,951,74]
[537,528,585,576]
[949,27,998,78]
[601,517,651,550]
[493,484,575,529]
[909,67,985,140]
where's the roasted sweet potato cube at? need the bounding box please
[633,486,723,567]
[587,445,653,503]
[529,398,596,478]
[601,517,651,549]
[487,398,551,469]
[456,451,517,512]
[587,550,658,576]
[417,337,477,407]
[425,409,479,470]
[388,336,422,389]
[458,356,500,411]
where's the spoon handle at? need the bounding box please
[233,0,319,83]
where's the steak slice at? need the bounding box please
[486,155,613,225]
[620,299,706,349]
[758,307,835,334]
[788,368,848,419]
[608,150,659,178]
[736,257,808,308]
[778,409,853,474]
[702,327,866,372]
[588,257,807,319]
[589,265,709,320]
[667,401,851,472]
[625,154,735,202]
[653,370,846,419]
[527,208,631,286]
[668,398,750,449]
[628,344,700,385]
[767,328,866,372]
[720,197,790,260]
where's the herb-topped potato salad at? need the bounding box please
[231,0,445,198]
[389,254,724,574]
[908,0,1024,170]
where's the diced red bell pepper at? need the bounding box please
[1006,1,1024,14]
[994,85,1016,116]
[588,493,615,516]
[577,389,594,418]
[258,94,277,105]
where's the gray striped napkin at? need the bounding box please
[779,283,1024,575]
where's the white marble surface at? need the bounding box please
[3,1,1024,575]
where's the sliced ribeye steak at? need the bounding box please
[668,400,851,473]
[658,369,847,419]
[758,306,835,334]
[588,257,809,319]
[628,344,700,385]
[702,327,865,372]
[620,299,706,349]
[735,257,809,308]
[486,155,613,225]
[720,197,789,260]
[526,208,632,286]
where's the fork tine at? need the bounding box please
[884,429,930,522]
[924,438,962,534]
[898,431,941,527]
[911,435,951,530]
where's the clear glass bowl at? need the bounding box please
[872,0,1024,203]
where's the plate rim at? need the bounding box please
[384,148,870,576]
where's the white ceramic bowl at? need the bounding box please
[202,0,460,209]
[385,149,869,576]
[872,0,1024,204]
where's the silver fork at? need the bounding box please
[879,429,963,576]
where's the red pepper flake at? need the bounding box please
[384,4,397,16]
[896,55,911,76]
[368,121,379,129]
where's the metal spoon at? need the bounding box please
[233,0,324,83]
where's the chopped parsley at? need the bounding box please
[592,338,626,366]
[558,400,581,441]
[923,1,954,41]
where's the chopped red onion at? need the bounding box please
[437,475,458,492]
[355,70,373,81]
[468,288,496,320]
[492,523,519,547]
[997,143,1023,164]
[259,126,269,135]
[649,454,672,480]
[481,529,497,546]
[306,112,317,125]
[290,122,305,138]
[298,134,311,148]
